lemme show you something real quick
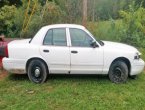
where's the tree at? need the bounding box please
[82,0,87,27]
[119,4,145,47]
[0,5,16,35]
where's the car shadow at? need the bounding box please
[7,74,109,82]
[8,74,28,81]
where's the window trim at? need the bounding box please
[68,28,98,48]
[43,28,68,47]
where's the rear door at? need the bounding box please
[40,28,70,74]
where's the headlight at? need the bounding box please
[134,52,141,60]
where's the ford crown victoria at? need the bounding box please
[2,24,145,83]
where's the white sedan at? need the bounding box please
[2,24,145,83]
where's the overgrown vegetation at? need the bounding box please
[0,0,145,48]
[119,4,145,47]
[0,5,16,37]
[88,3,145,48]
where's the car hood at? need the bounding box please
[103,41,139,52]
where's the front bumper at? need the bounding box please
[130,59,145,75]
[2,57,26,74]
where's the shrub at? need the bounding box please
[0,5,16,36]
[119,4,145,47]
[20,1,64,38]
[87,20,122,42]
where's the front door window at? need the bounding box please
[69,28,93,47]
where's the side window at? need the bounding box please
[53,28,67,46]
[43,28,67,46]
[69,28,93,47]
[43,29,53,45]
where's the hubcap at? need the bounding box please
[114,67,122,78]
[34,67,41,77]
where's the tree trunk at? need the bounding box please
[82,0,87,27]
[92,0,95,22]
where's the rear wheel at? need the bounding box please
[27,60,48,83]
[109,60,128,84]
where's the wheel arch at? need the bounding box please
[110,57,131,75]
[26,57,49,74]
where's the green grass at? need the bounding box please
[0,72,145,110]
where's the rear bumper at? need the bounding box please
[130,59,145,76]
[2,57,26,74]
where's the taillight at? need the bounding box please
[5,45,8,58]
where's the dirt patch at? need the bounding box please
[0,70,8,79]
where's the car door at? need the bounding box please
[40,28,70,74]
[69,28,104,74]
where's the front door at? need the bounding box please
[69,28,104,74]
[40,28,70,74]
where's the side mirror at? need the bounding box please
[91,41,99,48]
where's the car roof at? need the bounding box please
[42,24,85,30]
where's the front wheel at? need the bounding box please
[27,60,48,83]
[109,60,128,84]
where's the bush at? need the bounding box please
[20,1,64,38]
[87,20,122,42]
[0,5,16,36]
[87,3,145,48]
[118,4,145,47]
[0,0,65,38]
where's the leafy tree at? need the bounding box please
[0,5,16,36]
[119,4,145,47]
[41,1,63,25]
[19,0,64,38]
[82,0,88,26]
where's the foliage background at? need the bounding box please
[0,0,145,47]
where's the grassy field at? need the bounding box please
[0,49,144,110]
[0,72,145,110]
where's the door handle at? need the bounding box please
[43,50,49,53]
[71,51,78,54]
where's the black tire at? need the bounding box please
[27,59,48,84]
[109,60,128,84]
